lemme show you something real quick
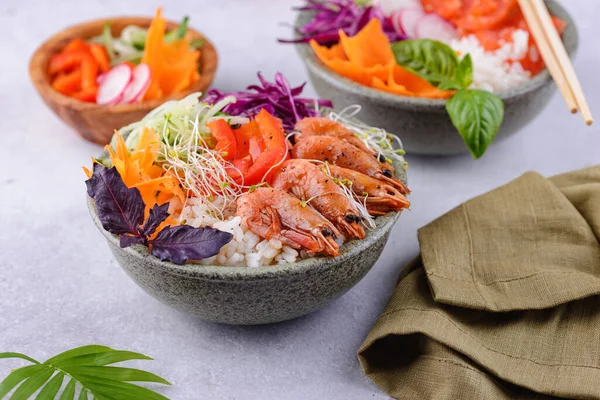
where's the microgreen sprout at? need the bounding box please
[110,96,393,232]
[317,160,376,230]
[248,182,271,193]
[327,105,406,168]
[299,191,341,208]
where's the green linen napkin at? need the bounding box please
[359,166,600,399]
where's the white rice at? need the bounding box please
[450,29,532,93]
[177,197,299,267]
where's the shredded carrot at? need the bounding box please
[310,19,454,99]
[338,22,394,68]
[142,8,201,101]
[84,127,185,227]
[83,166,93,179]
[112,128,185,214]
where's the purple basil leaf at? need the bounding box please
[120,234,147,248]
[139,203,170,237]
[148,225,234,265]
[86,164,145,237]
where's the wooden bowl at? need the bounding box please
[29,17,218,145]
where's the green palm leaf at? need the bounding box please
[10,368,54,400]
[0,355,39,365]
[77,389,87,400]
[0,366,47,398]
[58,381,75,400]
[0,346,170,400]
[34,373,63,400]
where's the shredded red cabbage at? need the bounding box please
[204,72,332,132]
[279,0,406,46]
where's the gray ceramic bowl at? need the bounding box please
[295,0,578,156]
[88,163,407,325]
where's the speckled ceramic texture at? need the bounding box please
[295,0,578,156]
[88,164,407,325]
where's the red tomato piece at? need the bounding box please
[207,119,238,161]
[421,0,472,21]
[233,120,260,160]
[239,109,287,186]
[454,0,519,32]
[225,155,253,184]
[232,155,253,176]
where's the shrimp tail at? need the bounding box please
[264,207,282,239]
[366,208,388,216]
[378,174,411,195]
[338,218,366,240]
[366,194,411,209]
[317,233,340,257]
[282,229,323,254]
[282,228,340,256]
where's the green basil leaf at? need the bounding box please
[438,80,464,91]
[455,54,473,89]
[446,89,504,159]
[391,39,461,88]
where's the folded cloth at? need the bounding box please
[359,166,600,399]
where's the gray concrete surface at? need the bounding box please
[1,0,598,399]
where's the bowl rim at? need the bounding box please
[29,16,218,113]
[294,0,578,108]
[88,195,402,281]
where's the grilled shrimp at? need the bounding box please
[326,165,410,215]
[292,136,410,195]
[272,159,365,239]
[294,117,376,156]
[236,188,340,256]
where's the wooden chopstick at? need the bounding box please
[518,0,593,125]
[517,0,577,114]
[530,0,593,125]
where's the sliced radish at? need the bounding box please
[415,13,459,42]
[96,64,133,105]
[96,72,108,86]
[391,10,405,35]
[399,8,425,38]
[377,0,423,15]
[120,63,151,104]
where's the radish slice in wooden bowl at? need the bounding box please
[120,63,151,104]
[96,72,108,86]
[96,63,133,105]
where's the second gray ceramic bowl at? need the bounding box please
[295,0,578,156]
[89,164,407,325]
